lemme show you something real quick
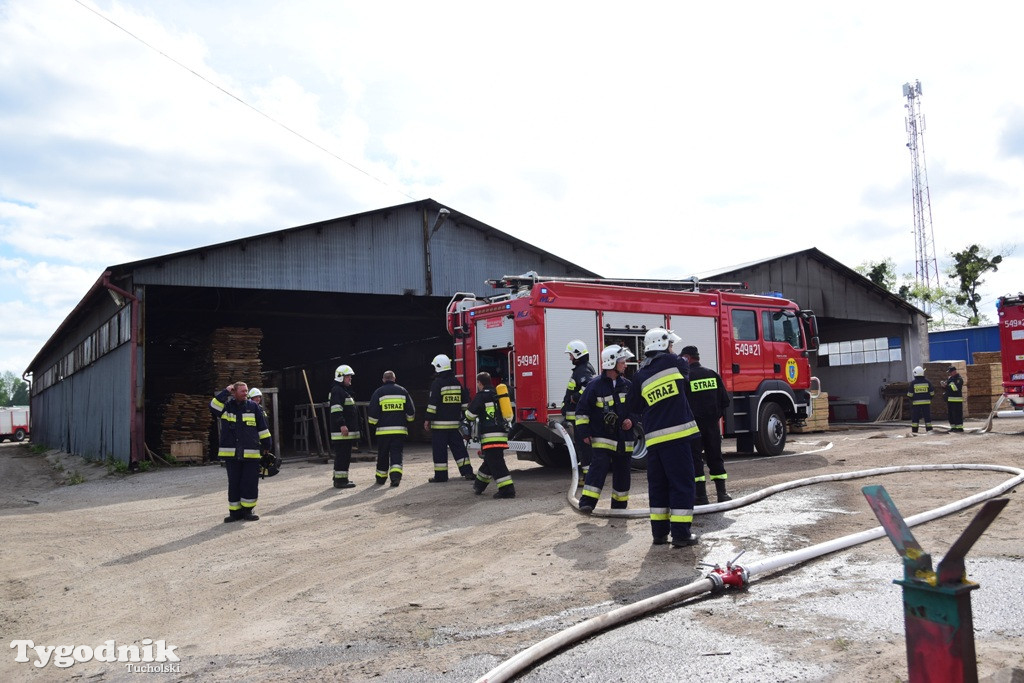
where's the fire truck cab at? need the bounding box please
[446,275,820,467]
[996,294,1024,411]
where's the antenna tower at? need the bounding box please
[903,80,940,299]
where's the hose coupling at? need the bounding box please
[702,550,749,592]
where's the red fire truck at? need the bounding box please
[996,294,1024,408]
[446,275,820,467]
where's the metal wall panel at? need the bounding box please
[31,346,132,462]
[928,325,999,363]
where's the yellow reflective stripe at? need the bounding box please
[210,398,225,411]
[611,491,629,502]
[331,405,342,413]
[218,449,234,458]
[242,450,262,459]
[645,422,699,445]
[581,488,601,501]
[258,429,270,439]
[948,397,963,402]
[375,426,408,436]
[670,512,694,523]
[574,415,589,425]
[710,473,728,481]
[592,437,617,450]
[430,420,460,428]
[650,512,670,521]
[344,398,355,405]
[222,413,237,423]
[912,400,931,405]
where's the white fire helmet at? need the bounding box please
[667,331,682,351]
[431,354,452,372]
[913,365,924,377]
[644,328,671,353]
[601,344,635,370]
[566,340,588,360]
[335,364,355,379]
[247,387,262,399]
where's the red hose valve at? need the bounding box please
[702,551,749,592]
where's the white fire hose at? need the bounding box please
[474,424,1024,683]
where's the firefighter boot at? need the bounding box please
[714,479,732,502]
[694,481,710,506]
[493,484,516,499]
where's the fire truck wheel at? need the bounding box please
[629,435,648,470]
[535,440,571,469]
[13,429,26,443]
[754,402,787,456]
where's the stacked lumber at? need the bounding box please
[882,381,912,419]
[924,361,968,420]
[208,327,263,390]
[792,392,829,432]
[972,351,1002,365]
[160,393,213,458]
[966,362,1003,417]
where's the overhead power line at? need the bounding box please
[71,0,415,200]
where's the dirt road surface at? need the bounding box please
[2,421,1023,682]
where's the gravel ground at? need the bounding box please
[1,419,1022,682]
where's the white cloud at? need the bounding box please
[1,0,1023,374]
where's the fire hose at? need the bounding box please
[474,423,1024,683]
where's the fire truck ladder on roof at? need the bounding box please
[486,274,748,293]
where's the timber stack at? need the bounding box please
[791,391,829,432]
[967,351,1004,418]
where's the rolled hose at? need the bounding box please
[474,425,1024,683]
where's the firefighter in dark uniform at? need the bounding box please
[679,345,733,504]
[907,365,935,433]
[329,364,360,489]
[467,372,516,499]
[368,370,416,486]
[424,353,475,482]
[625,328,701,547]
[210,381,272,522]
[576,345,636,512]
[562,340,596,479]
[942,365,965,433]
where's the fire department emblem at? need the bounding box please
[785,358,798,384]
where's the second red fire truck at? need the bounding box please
[446,274,820,467]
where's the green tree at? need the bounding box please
[948,245,1002,326]
[855,259,898,291]
[0,371,29,406]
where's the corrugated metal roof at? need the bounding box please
[114,199,599,295]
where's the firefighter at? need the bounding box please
[423,353,475,482]
[467,372,515,498]
[368,370,416,486]
[625,328,701,547]
[329,365,360,489]
[576,345,637,513]
[561,340,596,478]
[210,381,272,522]
[942,365,965,433]
[906,366,935,433]
[679,345,732,504]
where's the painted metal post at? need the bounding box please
[862,485,1008,683]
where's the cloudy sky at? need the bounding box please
[2,0,1023,377]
